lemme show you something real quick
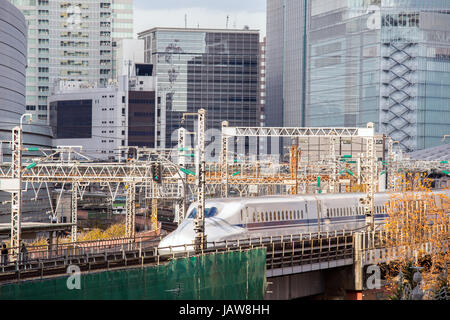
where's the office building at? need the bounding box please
[115,38,144,77]
[266,0,450,151]
[138,27,260,149]
[49,64,155,160]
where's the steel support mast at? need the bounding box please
[220,121,229,198]
[151,182,158,230]
[181,109,207,252]
[175,127,186,223]
[71,182,78,243]
[360,123,377,232]
[328,136,337,193]
[10,127,22,256]
[195,109,207,251]
[126,182,136,239]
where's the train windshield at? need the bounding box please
[187,207,218,219]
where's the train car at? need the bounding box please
[158,190,449,253]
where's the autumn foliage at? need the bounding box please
[382,173,449,299]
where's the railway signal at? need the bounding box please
[151,163,162,183]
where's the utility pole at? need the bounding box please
[181,109,207,252]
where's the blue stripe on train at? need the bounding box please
[241,214,388,230]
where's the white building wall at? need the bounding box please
[49,83,127,161]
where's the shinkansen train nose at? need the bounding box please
[157,221,197,254]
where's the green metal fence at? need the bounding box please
[0,248,266,300]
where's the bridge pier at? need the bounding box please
[265,265,360,300]
[265,271,324,300]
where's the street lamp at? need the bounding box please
[20,113,32,129]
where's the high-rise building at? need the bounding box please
[0,0,53,222]
[138,27,260,149]
[266,0,450,152]
[266,0,308,128]
[115,38,144,77]
[0,0,52,153]
[111,0,134,79]
[9,0,133,124]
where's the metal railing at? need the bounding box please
[0,229,361,283]
[0,235,162,273]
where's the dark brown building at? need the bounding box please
[128,91,156,148]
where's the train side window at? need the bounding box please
[290,211,293,220]
[277,212,280,221]
[326,208,329,218]
[265,212,268,221]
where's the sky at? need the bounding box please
[133,0,267,39]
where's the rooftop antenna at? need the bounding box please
[226,15,229,29]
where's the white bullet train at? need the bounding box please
[158,190,450,253]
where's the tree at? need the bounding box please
[383,173,449,299]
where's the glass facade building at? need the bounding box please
[138,27,260,149]
[267,0,450,151]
